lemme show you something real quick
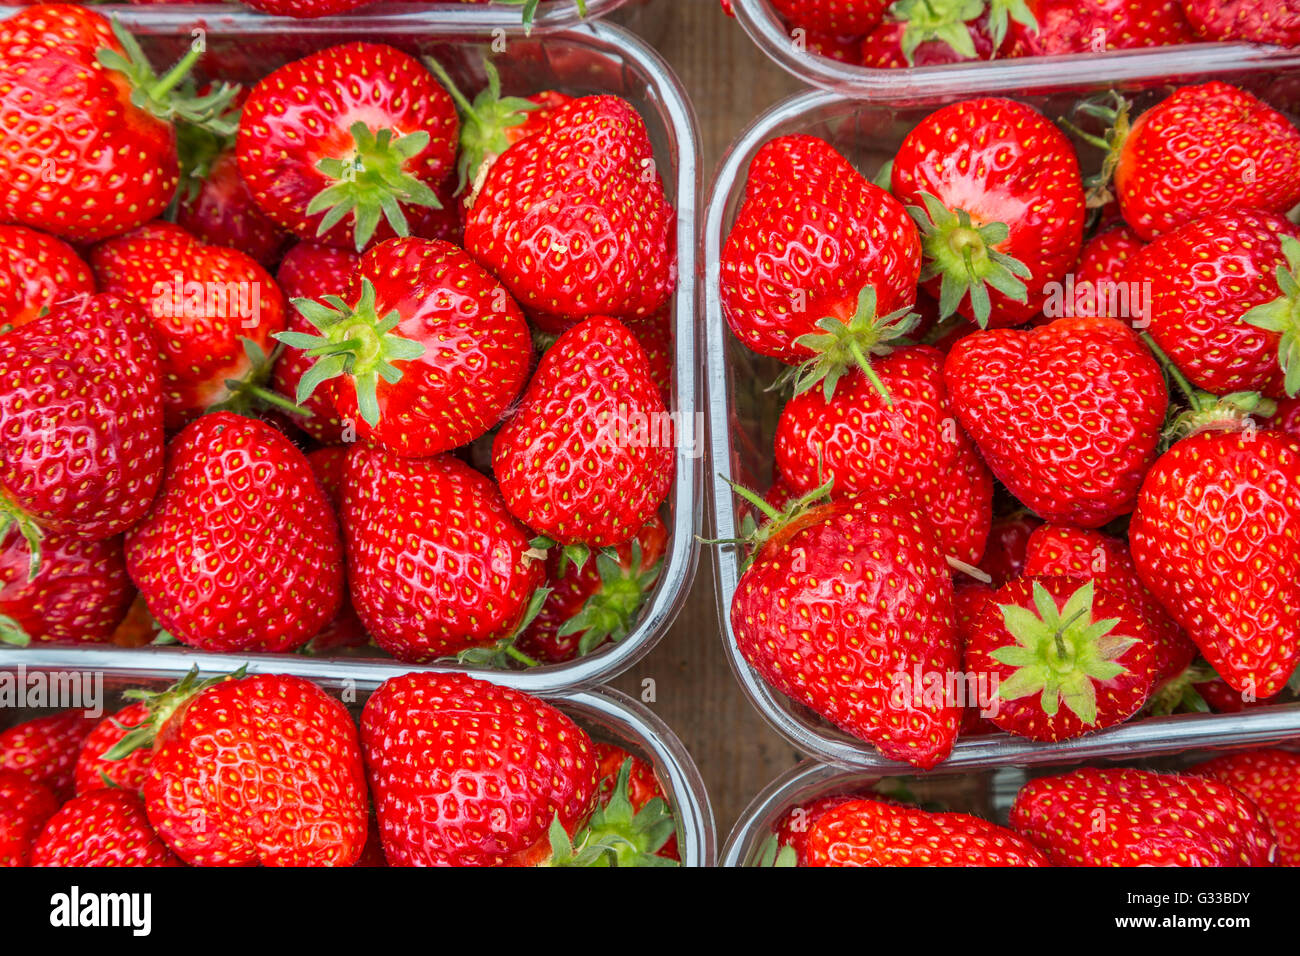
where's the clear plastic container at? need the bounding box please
[728,0,1300,97]
[0,663,717,866]
[0,8,702,693]
[704,70,1300,770]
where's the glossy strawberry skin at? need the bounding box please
[944,317,1168,527]
[622,307,674,405]
[1010,766,1277,866]
[772,794,858,866]
[0,769,58,866]
[343,446,542,662]
[771,0,889,35]
[143,673,367,867]
[0,5,178,241]
[720,135,919,363]
[1130,429,1300,698]
[1068,223,1145,318]
[1182,0,1300,48]
[807,798,1048,867]
[176,149,289,269]
[0,292,163,539]
[0,224,95,330]
[1192,748,1300,866]
[74,702,153,796]
[33,788,181,867]
[1008,0,1192,55]
[493,315,674,547]
[1,529,133,645]
[1116,82,1300,240]
[466,95,676,328]
[125,412,344,653]
[0,709,97,800]
[594,742,678,861]
[731,497,962,769]
[1124,209,1299,397]
[360,672,598,867]
[774,348,992,565]
[977,511,1041,588]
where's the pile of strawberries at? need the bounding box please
[0,4,678,668]
[720,79,1300,768]
[0,668,681,866]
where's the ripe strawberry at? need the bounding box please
[1065,222,1144,319]
[74,702,153,796]
[1267,394,1300,440]
[360,672,598,867]
[806,798,1048,866]
[861,0,1025,67]
[977,510,1041,587]
[804,31,864,62]
[1181,0,1300,46]
[1130,428,1300,698]
[765,794,858,866]
[720,135,920,365]
[0,225,95,330]
[343,446,543,663]
[465,95,676,329]
[0,769,58,866]
[240,0,373,17]
[493,316,673,548]
[176,149,289,269]
[731,496,962,769]
[1192,748,1300,865]
[892,98,1085,327]
[0,709,97,800]
[773,347,993,564]
[32,789,181,867]
[277,237,532,457]
[1010,766,1277,866]
[622,307,674,405]
[125,412,344,653]
[1114,82,1300,240]
[771,0,890,34]
[1,529,133,646]
[944,316,1168,526]
[1007,0,1191,55]
[299,445,370,655]
[593,742,679,862]
[237,42,458,252]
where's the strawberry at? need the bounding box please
[1192,748,1300,865]
[277,237,532,457]
[1267,394,1300,440]
[805,798,1048,866]
[892,97,1085,328]
[943,316,1168,527]
[861,0,1025,67]
[1130,428,1300,698]
[720,135,920,365]
[730,495,962,769]
[0,225,95,330]
[125,412,344,653]
[74,702,153,796]
[622,307,674,405]
[1114,82,1300,240]
[1181,0,1300,47]
[804,30,864,62]
[1065,222,1144,319]
[1,529,133,646]
[1007,0,1191,55]
[342,446,543,663]
[977,510,1041,587]
[773,347,993,564]
[0,769,58,866]
[1010,766,1277,866]
[300,445,370,655]
[237,42,458,252]
[176,149,289,269]
[764,794,858,866]
[1123,209,1300,397]
[0,709,97,799]
[493,315,674,548]
[32,789,181,867]
[593,742,679,862]
[464,95,676,329]
[771,0,890,34]
[359,672,599,867]
[239,0,373,17]
[964,576,1156,741]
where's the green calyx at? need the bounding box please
[453,586,551,670]
[754,834,799,867]
[1060,91,1132,210]
[530,536,591,576]
[907,192,1031,328]
[1140,333,1276,444]
[0,613,30,647]
[703,475,835,574]
[985,0,1038,49]
[0,493,43,582]
[777,285,919,404]
[210,337,314,421]
[1243,235,1300,397]
[1144,662,1218,716]
[101,665,246,761]
[887,0,984,64]
[558,541,664,657]
[991,580,1137,726]
[275,279,424,429]
[307,121,442,252]
[544,759,679,867]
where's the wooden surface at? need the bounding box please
[609,0,807,842]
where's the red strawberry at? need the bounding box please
[766,794,858,866]
[593,742,679,862]
[944,316,1168,527]
[176,149,289,270]
[0,769,58,866]
[892,97,1085,328]
[277,237,532,457]
[1,529,133,646]
[493,315,674,548]
[1007,0,1191,55]
[964,576,1156,741]
[300,445,369,655]
[360,672,598,867]
[977,510,1041,587]
[1130,428,1300,698]
[1010,766,1277,866]
[0,709,97,799]
[1181,0,1300,47]
[125,412,344,653]
[1114,82,1300,240]
[771,0,890,34]
[1267,394,1300,440]
[622,307,674,405]
[1192,748,1300,865]
[237,42,458,252]
[0,225,95,330]
[720,135,920,365]
[730,496,962,769]
[74,702,153,795]
[465,95,676,329]
[803,30,863,62]
[1065,222,1144,319]
[239,0,373,18]
[342,446,543,663]
[32,789,181,867]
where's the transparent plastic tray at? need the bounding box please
[729,0,1300,98]
[0,663,717,866]
[704,70,1300,770]
[0,9,702,693]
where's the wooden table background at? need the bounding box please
[608,0,808,842]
